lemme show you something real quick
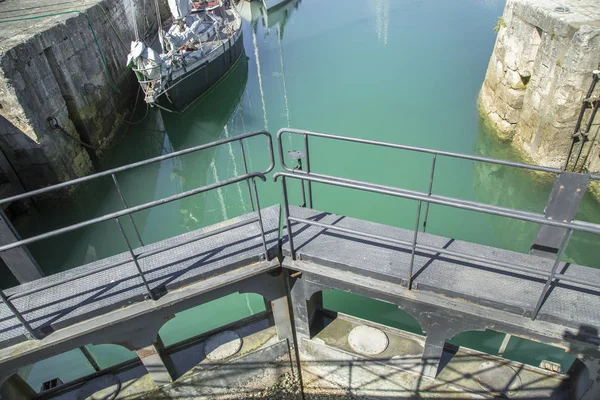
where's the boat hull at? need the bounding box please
[160,30,246,113]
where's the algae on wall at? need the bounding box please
[0,0,167,193]
[479,0,600,173]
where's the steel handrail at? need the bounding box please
[277,128,591,176]
[273,172,600,235]
[2,172,268,337]
[273,170,600,321]
[0,172,266,254]
[276,128,599,240]
[0,130,274,206]
[0,131,274,339]
[275,128,600,321]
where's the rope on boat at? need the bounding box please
[0,10,122,94]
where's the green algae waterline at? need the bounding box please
[9,0,599,389]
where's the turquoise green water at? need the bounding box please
[10,0,600,389]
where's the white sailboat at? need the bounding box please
[126,0,244,113]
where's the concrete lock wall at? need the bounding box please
[0,0,166,193]
[479,0,600,171]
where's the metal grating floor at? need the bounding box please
[283,206,600,330]
[0,205,280,347]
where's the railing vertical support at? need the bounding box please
[115,217,156,300]
[251,178,269,260]
[239,139,256,211]
[281,177,296,259]
[0,289,37,339]
[408,201,424,290]
[304,134,313,208]
[531,229,573,320]
[422,154,437,232]
[112,174,144,246]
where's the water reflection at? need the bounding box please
[236,0,301,30]
[160,55,250,233]
[237,0,300,134]
[370,0,391,44]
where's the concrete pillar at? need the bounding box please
[421,330,448,378]
[0,210,43,283]
[568,355,600,399]
[135,336,176,387]
[0,374,36,400]
[288,276,311,349]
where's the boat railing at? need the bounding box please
[274,128,600,321]
[132,29,234,106]
[0,131,274,339]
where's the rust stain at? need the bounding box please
[136,347,157,359]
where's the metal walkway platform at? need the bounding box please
[283,205,599,330]
[2,129,600,399]
[0,206,280,347]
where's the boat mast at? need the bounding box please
[252,23,268,131]
[154,0,165,52]
[277,24,290,128]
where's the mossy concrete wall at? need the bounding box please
[479,0,600,171]
[0,0,165,192]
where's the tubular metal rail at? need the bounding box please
[274,128,600,321]
[0,131,274,339]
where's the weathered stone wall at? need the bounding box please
[0,0,165,192]
[479,0,600,171]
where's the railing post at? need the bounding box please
[422,154,437,232]
[112,174,144,247]
[531,229,573,320]
[251,178,269,260]
[281,177,296,259]
[304,134,313,208]
[407,201,423,290]
[239,139,256,211]
[0,289,37,339]
[115,217,156,300]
